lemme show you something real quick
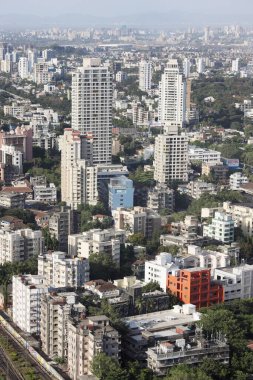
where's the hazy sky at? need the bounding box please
[1,0,252,17]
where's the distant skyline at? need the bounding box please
[1,0,252,17]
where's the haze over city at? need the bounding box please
[0,0,253,27]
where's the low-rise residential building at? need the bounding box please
[223,202,253,237]
[147,332,229,376]
[185,245,231,269]
[68,315,121,379]
[202,163,228,183]
[229,172,249,190]
[12,274,49,335]
[147,184,175,214]
[170,215,199,238]
[186,180,216,199]
[4,102,26,119]
[38,251,89,288]
[214,264,253,302]
[145,253,179,292]
[84,280,120,299]
[108,176,134,211]
[203,212,234,243]
[123,304,201,363]
[112,207,161,239]
[0,192,25,209]
[33,183,57,203]
[167,268,224,309]
[188,146,221,164]
[68,228,125,266]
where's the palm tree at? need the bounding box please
[135,297,144,315]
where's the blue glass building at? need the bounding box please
[108,175,134,211]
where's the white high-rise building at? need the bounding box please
[158,59,186,127]
[204,26,210,43]
[139,60,152,92]
[72,58,112,164]
[214,265,253,302]
[0,228,44,264]
[183,58,191,79]
[38,251,90,288]
[154,124,188,184]
[12,275,49,335]
[197,58,205,74]
[60,129,98,210]
[229,172,248,190]
[27,49,36,73]
[232,58,240,73]
[68,228,125,266]
[145,253,179,292]
[33,62,52,84]
[18,57,29,79]
[203,212,235,243]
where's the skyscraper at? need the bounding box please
[154,124,188,184]
[27,49,37,73]
[232,58,240,73]
[139,60,152,92]
[72,58,113,165]
[204,26,210,44]
[183,58,191,79]
[18,57,29,79]
[60,129,98,210]
[197,58,205,74]
[158,59,186,128]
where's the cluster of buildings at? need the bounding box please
[2,37,253,379]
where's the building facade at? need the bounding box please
[139,61,152,92]
[158,59,186,127]
[12,275,48,335]
[60,128,98,210]
[112,207,161,239]
[40,292,82,359]
[167,268,223,309]
[72,58,113,164]
[68,228,125,266]
[48,206,80,252]
[154,126,188,184]
[108,175,134,211]
[203,212,234,243]
[147,184,175,213]
[145,253,179,292]
[0,228,44,264]
[38,251,90,288]
[68,315,121,379]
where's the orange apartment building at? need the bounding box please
[167,267,223,309]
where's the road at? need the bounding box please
[0,88,26,101]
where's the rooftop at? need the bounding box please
[123,305,200,331]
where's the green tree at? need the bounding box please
[89,252,119,280]
[42,227,59,250]
[92,353,128,380]
[142,281,161,293]
[127,361,154,380]
[127,233,146,246]
[166,364,212,380]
